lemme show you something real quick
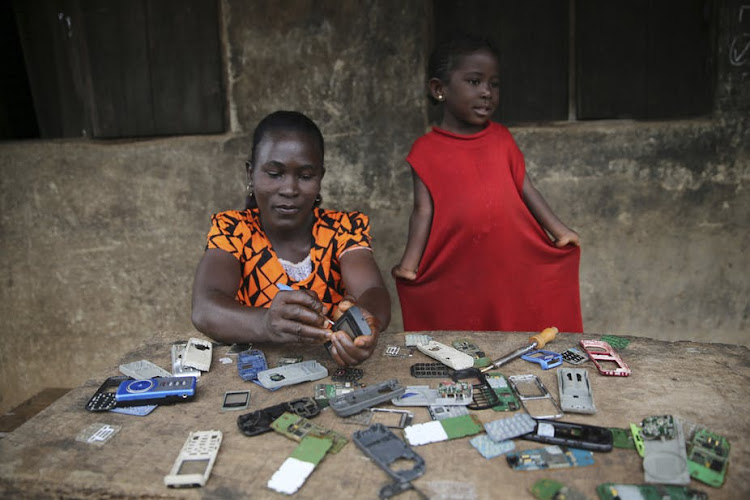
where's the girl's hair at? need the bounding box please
[427,33,501,104]
[249,110,324,165]
[246,110,325,209]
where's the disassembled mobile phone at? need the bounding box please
[115,376,196,406]
[410,362,454,378]
[451,338,491,367]
[120,359,172,380]
[609,427,637,449]
[470,434,516,459]
[485,372,521,412]
[276,355,303,367]
[687,428,730,487]
[328,379,405,417]
[428,404,470,421]
[579,340,631,377]
[530,479,588,500]
[164,430,222,488]
[404,414,484,446]
[333,305,372,340]
[560,347,589,365]
[417,340,475,370]
[256,360,328,390]
[267,435,333,495]
[452,368,501,410]
[522,419,613,452]
[352,423,426,498]
[271,411,348,453]
[557,367,596,414]
[171,343,202,378]
[183,338,213,372]
[236,397,320,437]
[508,374,564,419]
[221,390,250,411]
[331,366,363,382]
[506,445,594,470]
[641,415,690,485]
[86,375,130,412]
[404,334,432,347]
[520,350,563,370]
[391,382,472,406]
[313,382,359,408]
[596,483,708,500]
[237,348,268,381]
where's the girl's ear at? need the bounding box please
[429,78,445,102]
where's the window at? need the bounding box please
[6,0,224,139]
[433,0,715,124]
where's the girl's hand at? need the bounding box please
[262,289,331,343]
[554,229,581,248]
[391,264,417,281]
[326,299,381,366]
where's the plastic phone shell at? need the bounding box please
[333,305,372,340]
[256,360,328,389]
[329,379,405,417]
[416,340,474,370]
[557,367,596,414]
[579,340,631,377]
[171,343,202,378]
[520,350,563,370]
[236,397,320,437]
[452,368,501,410]
[115,376,196,406]
[352,423,425,485]
[183,338,213,372]
[86,375,131,412]
[119,359,172,380]
[164,430,222,488]
[508,374,564,419]
[391,384,471,407]
[522,419,613,452]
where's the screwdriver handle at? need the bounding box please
[529,327,558,349]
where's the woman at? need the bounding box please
[191,111,390,366]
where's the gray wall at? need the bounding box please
[1,0,747,413]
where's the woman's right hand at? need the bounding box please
[262,289,332,343]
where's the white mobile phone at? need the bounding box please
[164,430,222,488]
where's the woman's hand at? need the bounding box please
[391,264,417,281]
[262,289,331,344]
[554,228,581,247]
[326,299,381,366]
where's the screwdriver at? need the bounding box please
[480,327,558,373]
[276,283,335,327]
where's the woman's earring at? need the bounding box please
[437,94,444,101]
[314,194,322,207]
[246,182,254,197]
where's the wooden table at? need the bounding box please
[1,330,747,499]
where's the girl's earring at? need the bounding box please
[437,94,444,101]
[246,182,254,197]
[314,194,323,207]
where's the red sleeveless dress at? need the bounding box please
[396,122,583,333]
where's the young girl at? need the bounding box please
[393,35,583,333]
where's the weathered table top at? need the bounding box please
[1,330,748,499]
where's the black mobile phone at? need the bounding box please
[332,306,372,340]
[521,419,613,452]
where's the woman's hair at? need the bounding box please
[249,110,324,165]
[427,33,501,104]
[246,110,325,209]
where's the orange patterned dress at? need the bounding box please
[205,208,371,316]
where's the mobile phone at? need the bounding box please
[115,376,196,406]
[521,419,613,452]
[332,306,372,340]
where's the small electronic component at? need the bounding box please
[183,338,213,372]
[641,415,676,440]
[404,334,432,347]
[451,338,492,367]
[172,343,202,378]
[410,362,454,378]
[520,350,563,370]
[391,383,472,406]
[331,366,363,382]
[352,423,427,499]
[417,340,474,370]
[276,355,303,367]
[428,404,470,421]
[237,397,320,437]
[115,376,196,406]
[452,368,501,410]
[313,382,358,408]
[530,479,588,500]
[237,348,268,381]
[557,367,595,414]
[596,483,708,500]
[270,412,348,453]
[641,415,690,485]
[403,414,484,446]
[75,422,121,446]
[164,430,222,488]
[469,434,515,459]
[119,359,172,380]
[579,340,631,377]
[256,360,328,390]
[522,419,613,452]
[687,428,730,487]
[329,379,405,417]
[600,334,631,350]
[221,390,250,411]
[560,347,588,365]
[383,345,413,358]
[609,427,637,449]
[508,374,564,419]
[484,413,537,442]
[506,446,594,470]
[485,372,520,412]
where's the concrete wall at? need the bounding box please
[1,0,747,413]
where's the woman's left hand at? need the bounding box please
[326,299,381,366]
